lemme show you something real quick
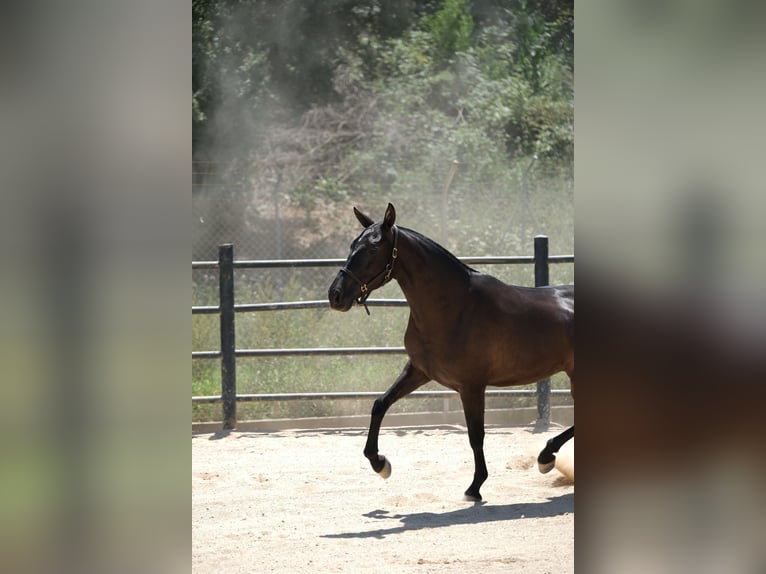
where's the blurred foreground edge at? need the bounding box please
[577,266,766,573]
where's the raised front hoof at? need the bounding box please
[537,448,556,473]
[376,456,392,479]
[538,455,556,474]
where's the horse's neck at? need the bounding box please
[394,230,471,324]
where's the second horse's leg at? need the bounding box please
[537,425,574,473]
[363,361,429,478]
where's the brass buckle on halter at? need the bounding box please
[384,247,398,282]
[358,284,371,315]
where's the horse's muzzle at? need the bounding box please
[328,272,354,312]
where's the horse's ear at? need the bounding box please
[353,207,374,228]
[383,203,396,229]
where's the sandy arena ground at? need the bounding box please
[193,424,573,574]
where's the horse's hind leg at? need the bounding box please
[460,387,488,502]
[538,364,575,473]
[537,425,574,473]
[363,361,429,478]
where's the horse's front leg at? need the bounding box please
[363,360,429,479]
[460,387,488,502]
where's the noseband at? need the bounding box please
[339,225,399,315]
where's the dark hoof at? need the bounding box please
[537,451,556,474]
[538,459,556,474]
[463,489,482,502]
[368,454,390,477]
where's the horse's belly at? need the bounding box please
[405,319,572,389]
[408,339,569,389]
[486,344,571,386]
[406,347,497,388]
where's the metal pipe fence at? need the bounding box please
[192,236,574,430]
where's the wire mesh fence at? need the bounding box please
[192,159,573,268]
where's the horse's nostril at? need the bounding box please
[330,288,341,307]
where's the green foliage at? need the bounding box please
[193,0,426,154]
[422,0,474,65]
[193,0,573,163]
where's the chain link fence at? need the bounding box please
[192,158,573,283]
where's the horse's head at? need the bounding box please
[328,203,398,312]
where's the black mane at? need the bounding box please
[399,226,476,274]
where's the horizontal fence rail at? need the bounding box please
[192,298,409,315]
[192,389,573,404]
[191,254,575,270]
[192,347,407,359]
[193,236,573,430]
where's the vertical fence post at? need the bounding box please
[534,235,551,427]
[219,244,237,430]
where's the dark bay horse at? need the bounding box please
[328,203,574,501]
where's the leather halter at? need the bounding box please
[339,225,399,315]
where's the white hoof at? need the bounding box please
[538,459,555,474]
[378,456,392,479]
